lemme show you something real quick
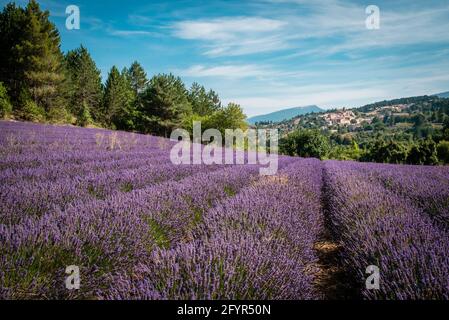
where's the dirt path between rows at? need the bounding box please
[312,165,359,299]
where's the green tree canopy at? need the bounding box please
[65,45,103,123]
[442,118,449,140]
[208,103,247,135]
[364,140,409,164]
[0,0,65,117]
[188,82,221,116]
[280,129,330,159]
[140,73,192,136]
[437,140,449,164]
[127,61,148,95]
[0,2,27,104]
[103,66,136,130]
[19,0,65,113]
[407,139,438,165]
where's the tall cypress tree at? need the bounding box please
[65,46,103,123]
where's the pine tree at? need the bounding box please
[207,89,221,112]
[76,101,93,127]
[0,1,66,119]
[0,3,27,106]
[140,73,192,136]
[127,61,148,95]
[65,46,103,123]
[103,66,121,127]
[18,0,65,114]
[188,82,221,116]
[103,66,136,130]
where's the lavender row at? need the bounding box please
[0,151,174,184]
[0,162,225,225]
[0,138,171,171]
[102,158,323,300]
[1,152,284,224]
[350,162,449,230]
[0,120,164,149]
[323,160,449,299]
[0,124,174,171]
[0,158,296,298]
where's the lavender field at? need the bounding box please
[0,120,448,300]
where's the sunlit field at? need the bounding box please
[1,121,448,300]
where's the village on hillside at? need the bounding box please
[320,104,409,129]
[256,98,445,137]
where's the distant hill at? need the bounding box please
[356,95,434,113]
[259,93,449,137]
[247,105,323,124]
[435,91,449,98]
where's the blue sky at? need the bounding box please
[3,0,449,116]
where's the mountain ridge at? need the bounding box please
[435,91,449,98]
[247,105,323,124]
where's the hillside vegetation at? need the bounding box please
[260,95,449,165]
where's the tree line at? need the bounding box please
[276,95,449,165]
[0,1,247,137]
[280,125,449,165]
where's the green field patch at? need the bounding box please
[145,217,171,249]
[120,182,133,192]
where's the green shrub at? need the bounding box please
[280,129,330,159]
[362,140,409,164]
[47,106,72,124]
[76,102,93,127]
[21,100,46,122]
[406,139,438,165]
[437,141,449,164]
[0,82,13,118]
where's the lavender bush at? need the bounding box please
[324,160,449,299]
[348,162,449,229]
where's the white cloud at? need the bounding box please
[108,29,157,37]
[177,63,321,80]
[173,17,285,40]
[172,17,288,56]
[128,14,154,26]
[311,6,449,55]
[177,64,273,79]
[164,1,449,115]
[171,0,449,58]
[272,1,449,58]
